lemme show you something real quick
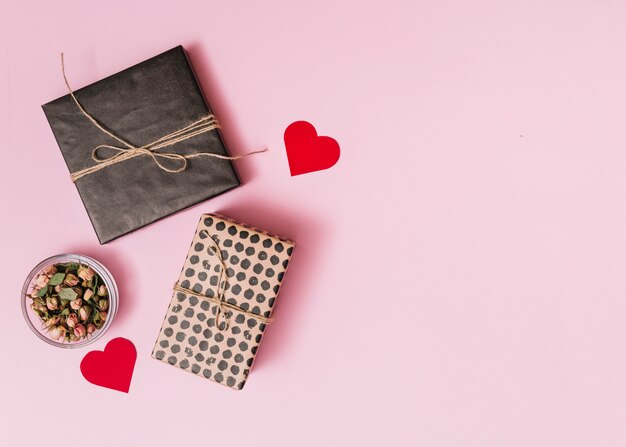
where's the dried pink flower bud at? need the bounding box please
[54,285,62,293]
[64,274,79,286]
[35,274,49,288]
[83,289,94,301]
[46,297,59,311]
[86,324,97,335]
[31,298,47,312]
[66,313,79,328]
[30,287,40,299]
[77,266,95,282]
[42,265,57,277]
[99,311,107,321]
[70,298,83,311]
[78,305,91,321]
[99,299,109,310]
[74,324,86,338]
[97,285,108,297]
[31,304,43,314]
[49,326,67,341]
[43,316,60,328]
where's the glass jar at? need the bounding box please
[21,254,118,348]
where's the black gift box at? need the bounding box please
[42,46,240,243]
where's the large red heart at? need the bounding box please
[284,121,340,176]
[80,337,136,393]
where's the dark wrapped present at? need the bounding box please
[42,46,241,243]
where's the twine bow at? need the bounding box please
[60,53,266,182]
[172,230,273,331]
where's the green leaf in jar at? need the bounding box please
[49,273,66,286]
[58,287,78,301]
[36,285,49,297]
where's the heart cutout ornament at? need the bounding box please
[284,121,340,176]
[80,337,136,393]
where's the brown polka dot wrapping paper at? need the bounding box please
[152,213,295,390]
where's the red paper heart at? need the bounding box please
[284,121,340,176]
[80,337,136,393]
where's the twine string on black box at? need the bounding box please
[60,53,267,182]
[173,230,273,331]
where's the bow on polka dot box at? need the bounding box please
[152,213,295,389]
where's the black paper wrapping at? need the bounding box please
[42,46,241,243]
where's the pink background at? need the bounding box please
[3,1,626,445]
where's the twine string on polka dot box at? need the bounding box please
[152,213,295,390]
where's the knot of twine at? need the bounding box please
[60,53,266,182]
[173,230,273,331]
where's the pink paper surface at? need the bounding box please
[3,1,626,445]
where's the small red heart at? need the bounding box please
[80,338,136,393]
[284,121,340,176]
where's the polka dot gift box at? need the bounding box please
[152,213,295,389]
